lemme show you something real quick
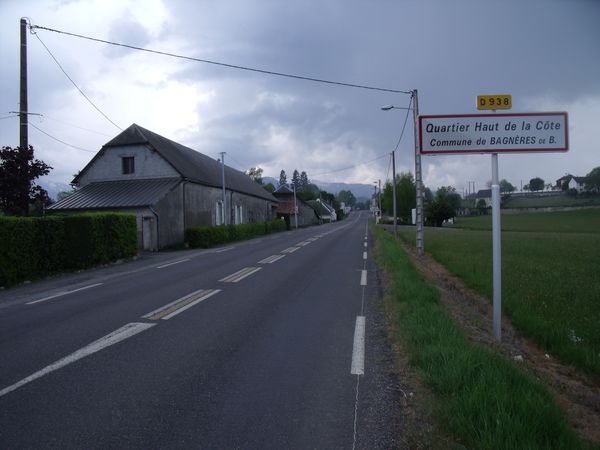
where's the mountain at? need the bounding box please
[39,180,73,202]
[262,177,373,201]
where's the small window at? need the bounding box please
[216,200,224,225]
[122,157,135,174]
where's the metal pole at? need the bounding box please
[293,183,298,229]
[378,179,381,216]
[412,89,424,255]
[391,151,397,237]
[220,152,227,225]
[491,153,502,340]
[20,18,28,150]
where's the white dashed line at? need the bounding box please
[142,289,221,320]
[351,316,366,375]
[156,258,190,269]
[363,251,367,260]
[258,255,287,264]
[281,247,300,254]
[0,322,155,398]
[360,270,367,286]
[27,283,104,305]
[219,267,262,283]
[213,247,234,253]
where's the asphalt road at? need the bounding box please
[0,211,402,449]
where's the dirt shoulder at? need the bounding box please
[385,228,600,445]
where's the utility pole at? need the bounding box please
[391,151,397,238]
[20,18,28,150]
[412,89,424,255]
[378,179,382,217]
[220,152,227,225]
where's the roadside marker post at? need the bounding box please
[419,105,568,341]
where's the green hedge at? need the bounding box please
[185,219,287,249]
[0,213,137,287]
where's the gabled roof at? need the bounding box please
[274,184,293,194]
[475,189,492,198]
[49,178,181,210]
[74,124,276,203]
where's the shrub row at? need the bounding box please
[185,219,287,249]
[0,213,137,287]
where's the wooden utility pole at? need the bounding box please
[20,18,28,150]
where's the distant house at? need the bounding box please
[49,124,278,250]
[474,189,492,208]
[556,174,586,192]
[272,185,320,228]
[308,198,337,222]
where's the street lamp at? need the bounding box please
[381,89,424,255]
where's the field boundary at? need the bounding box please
[383,225,600,444]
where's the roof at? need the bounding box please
[274,184,293,194]
[475,189,492,198]
[74,124,277,203]
[48,178,181,210]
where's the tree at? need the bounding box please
[263,183,276,193]
[278,170,288,188]
[291,169,300,190]
[529,177,544,192]
[499,179,516,193]
[246,166,263,185]
[336,189,356,207]
[585,166,600,192]
[424,185,459,226]
[299,171,309,191]
[0,145,52,216]
[381,172,418,223]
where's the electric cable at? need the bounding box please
[29,27,122,131]
[30,24,412,95]
[29,122,97,152]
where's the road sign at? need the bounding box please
[477,94,512,110]
[419,112,568,154]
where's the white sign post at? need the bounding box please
[419,112,568,341]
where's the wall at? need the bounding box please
[78,145,179,186]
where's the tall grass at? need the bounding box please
[401,209,600,378]
[372,225,588,449]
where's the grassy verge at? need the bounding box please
[411,209,600,378]
[372,224,590,449]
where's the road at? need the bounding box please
[0,211,402,449]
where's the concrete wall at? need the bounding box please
[78,145,179,186]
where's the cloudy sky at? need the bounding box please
[1,0,599,197]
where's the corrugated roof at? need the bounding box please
[49,178,181,210]
[75,124,277,203]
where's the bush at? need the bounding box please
[186,219,286,249]
[0,213,137,287]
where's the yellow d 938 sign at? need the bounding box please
[477,95,512,110]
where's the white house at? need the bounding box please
[50,124,278,250]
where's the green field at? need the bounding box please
[372,225,588,449]
[503,194,600,209]
[399,208,600,378]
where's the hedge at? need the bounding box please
[0,213,137,287]
[185,219,287,249]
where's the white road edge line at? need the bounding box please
[360,270,367,286]
[0,322,155,398]
[27,283,104,305]
[156,258,190,269]
[351,316,366,375]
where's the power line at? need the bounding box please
[30,24,412,95]
[392,96,413,153]
[311,152,389,177]
[29,27,122,131]
[39,115,113,137]
[0,114,20,120]
[29,122,97,152]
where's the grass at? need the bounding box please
[503,194,600,209]
[401,208,600,379]
[372,224,590,449]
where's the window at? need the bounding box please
[234,205,243,224]
[122,157,135,174]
